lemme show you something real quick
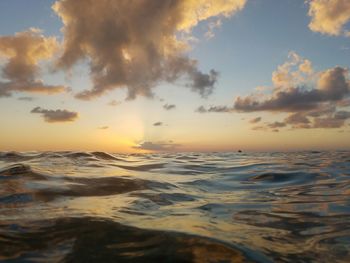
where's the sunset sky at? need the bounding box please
[0,0,350,152]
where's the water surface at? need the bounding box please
[1,151,349,262]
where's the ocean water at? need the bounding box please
[0,151,349,262]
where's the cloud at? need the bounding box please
[334,110,350,119]
[153,122,163,126]
[234,52,350,130]
[163,104,176,110]
[271,52,313,89]
[313,116,347,128]
[285,112,310,125]
[308,0,350,37]
[31,106,78,123]
[187,69,219,97]
[195,105,234,113]
[205,19,223,39]
[0,29,67,97]
[337,98,350,107]
[18,96,35,101]
[107,100,121,106]
[234,52,350,113]
[52,0,246,100]
[234,67,350,113]
[133,141,180,151]
[196,106,208,113]
[249,117,262,124]
[251,125,266,131]
[261,109,350,131]
[98,126,109,130]
[310,110,350,128]
[307,103,336,117]
[252,121,286,132]
[267,121,286,129]
[198,52,350,130]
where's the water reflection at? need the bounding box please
[0,151,349,262]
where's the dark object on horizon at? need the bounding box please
[238,150,242,153]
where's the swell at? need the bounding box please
[0,217,256,263]
[0,163,46,180]
[0,164,174,205]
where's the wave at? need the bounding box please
[0,163,174,205]
[0,151,350,262]
[0,217,260,263]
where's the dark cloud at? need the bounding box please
[133,141,180,151]
[187,69,219,97]
[98,126,109,130]
[234,87,321,112]
[234,67,350,112]
[306,104,336,118]
[252,125,266,131]
[253,109,350,131]
[334,110,350,120]
[285,113,310,125]
[277,110,350,130]
[195,105,234,113]
[52,0,246,100]
[108,100,121,106]
[18,96,35,101]
[153,122,163,126]
[31,106,78,123]
[163,104,176,110]
[249,117,262,124]
[252,119,306,132]
[0,29,67,97]
[0,88,11,97]
[337,99,350,107]
[199,53,350,131]
[312,110,350,128]
[267,121,286,129]
[207,105,234,113]
[196,106,208,113]
[313,117,346,129]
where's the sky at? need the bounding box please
[0,0,350,152]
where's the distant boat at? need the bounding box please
[238,150,242,153]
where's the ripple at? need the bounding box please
[116,163,166,171]
[64,152,93,158]
[250,172,320,185]
[91,151,122,161]
[132,192,196,206]
[0,151,350,262]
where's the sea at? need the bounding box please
[0,151,349,262]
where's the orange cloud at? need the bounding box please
[308,0,350,36]
[0,29,67,97]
